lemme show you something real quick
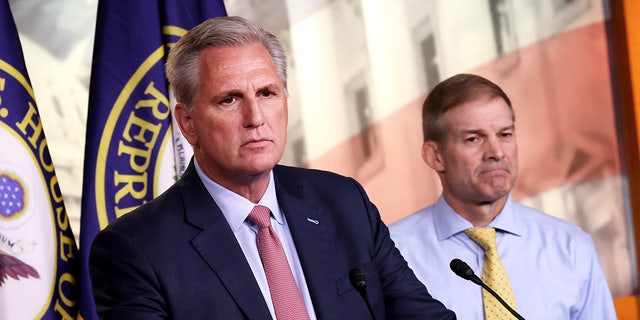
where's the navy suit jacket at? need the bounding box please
[89,162,455,319]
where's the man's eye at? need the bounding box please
[259,90,274,97]
[220,96,236,104]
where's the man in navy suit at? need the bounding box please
[89,16,456,319]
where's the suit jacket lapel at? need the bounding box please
[274,169,337,316]
[180,162,272,319]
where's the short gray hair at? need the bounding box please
[165,16,288,108]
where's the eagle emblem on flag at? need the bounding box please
[0,249,39,286]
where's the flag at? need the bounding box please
[0,0,79,318]
[78,1,227,318]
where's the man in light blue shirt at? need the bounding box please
[390,73,617,319]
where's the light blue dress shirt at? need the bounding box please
[194,161,317,320]
[389,195,617,320]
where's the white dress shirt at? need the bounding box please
[194,160,317,319]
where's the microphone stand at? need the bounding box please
[450,259,525,320]
[470,276,525,320]
[349,268,377,320]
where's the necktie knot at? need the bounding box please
[248,205,272,229]
[465,227,497,252]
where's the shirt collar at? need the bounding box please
[194,159,282,232]
[433,194,523,240]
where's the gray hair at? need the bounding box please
[165,16,288,108]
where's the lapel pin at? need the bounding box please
[306,218,319,225]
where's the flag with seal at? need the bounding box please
[78,1,227,319]
[0,0,79,318]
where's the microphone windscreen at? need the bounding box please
[349,268,367,289]
[450,258,475,280]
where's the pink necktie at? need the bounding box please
[248,205,310,320]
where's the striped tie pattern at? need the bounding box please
[248,205,310,320]
[465,228,518,320]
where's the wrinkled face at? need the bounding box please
[175,43,288,186]
[424,97,518,205]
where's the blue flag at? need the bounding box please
[79,1,227,319]
[0,0,79,318]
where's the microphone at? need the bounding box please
[450,259,526,320]
[349,268,376,320]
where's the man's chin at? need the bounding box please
[487,189,511,201]
[244,157,280,174]
[475,183,511,200]
[486,175,514,190]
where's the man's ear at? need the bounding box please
[174,103,197,145]
[422,141,445,172]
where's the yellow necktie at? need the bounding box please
[465,228,518,320]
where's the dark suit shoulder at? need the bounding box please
[274,164,345,177]
[105,182,182,230]
[273,164,359,188]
